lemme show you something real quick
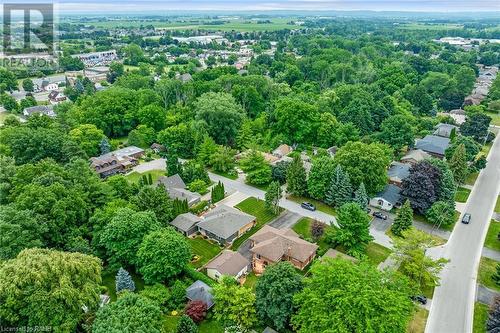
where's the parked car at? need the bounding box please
[411,295,428,305]
[462,213,471,224]
[366,207,372,214]
[373,211,388,220]
[301,202,316,211]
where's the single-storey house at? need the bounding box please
[387,162,410,187]
[170,212,201,236]
[370,184,402,211]
[205,250,250,282]
[400,149,431,165]
[186,280,214,309]
[196,204,256,246]
[157,174,201,207]
[415,135,450,159]
[22,105,56,118]
[272,144,293,158]
[249,225,318,274]
[433,123,458,138]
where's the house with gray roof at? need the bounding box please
[415,135,450,159]
[400,149,431,165]
[22,105,56,118]
[369,184,402,211]
[186,280,214,309]
[205,250,250,282]
[157,174,201,207]
[90,146,144,178]
[434,123,458,138]
[197,204,256,245]
[387,162,410,187]
[170,212,201,236]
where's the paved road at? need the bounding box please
[426,134,500,333]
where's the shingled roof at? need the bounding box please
[197,204,255,240]
[170,213,201,232]
[205,250,249,276]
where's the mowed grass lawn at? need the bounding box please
[455,187,471,203]
[473,302,489,333]
[478,257,500,291]
[287,195,336,216]
[365,242,392,265]
[485,220,500,251]
[407,308,429,333]
[231,197,282,250]
[188,237,222,269]
[125,169,165,184]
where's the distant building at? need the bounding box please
[71,50,117,67]
[22,105,56,118]
[90,146,144,178]
[449,109,466,125]
[434,123,458,138]
[48,91,67,104]
[370,184,402,211]
[415,135,450,159]
[272,144,293,158]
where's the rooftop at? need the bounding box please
[197,204,256,239]
[415,135,450,156]
[205,250,249,276]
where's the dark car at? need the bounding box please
[366,207,372,214]
[301,202,316,211]
[411,295,428,305]
[373,211,388,220]
[462,213,471,224]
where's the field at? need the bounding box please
[407,308,429,333]
[473,302,489,333]
[188,236,222,269]
[485,220,500,251]
[496,196,500,213]
[478,257,500,291]
[231,197,282,250]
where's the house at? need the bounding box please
[369,184,402,211]
[321,248,357,262]
[170,212,201,236]
[326,146,338,157]
[400,149,431,165]
[48,90,67,104]
[71,50,117,67]
[157,174,201,206]
[249,225,318,274]
[186,280,214,309]
[387,162,410,187]
[150,143,166,154]
[449,109,466,125]
[272,144,293,158]
[196,204,256,246]
[205,250,250,282]
[90,146,144,178]
[434,123,458,138]
[415,135,450,159]
[22,105,56,118]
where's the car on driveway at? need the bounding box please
[373,211,388,220]
[461,213,471,224]
[301,202,316,211]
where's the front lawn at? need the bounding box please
[365,242,392,265]
[455,187,471,203]
[407,308,429,333]
[473,302,489,333]
[231,197,282,250]
[386,228,446,246]
[485,220,500,251]
[466,172,479,186]
[413,211,459,232]
[209,168,238,180]
[188,236,222,269]
[293,217,331,255]
[125,169,165,184]
[199,318,224,333]
[478,257,500,291]
[287,195,336,216]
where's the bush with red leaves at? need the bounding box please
[184,300,207,323]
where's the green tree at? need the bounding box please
[167,152,181,176]
[391,200,413,236]
[127,125,156,148]
[137,228,191,283]
[460,112,492,142]
[378,114,415,151]
[392,228,448,292]
[307,156,336,201]
[331,203,373,256]
[292,258,414,333]
[240,149,272,186]
[286,155,307,196]
[99,208,161,268]
[133,185,174,224]
[195,92,244,145]
[448,143,468,184]
[265,181,282,214]
[211,181,225,203]
[116,267,136,293]
[255,262,303,331]
[22,78,34,92]
[210,146,236,174]
[100,137,111,155]
[69,124,106,157]
[137,104,167,131]
[335,141,392,193]
[176,315,198,333]
[0,68,18,92]
[0,248,102,332]
[353,182,368,211]
[197,136,218,166]
[273,96,319,143]
[93,292,163,333]
[426,201,456,228]
[325,165,353,208]
[213,277,257,331]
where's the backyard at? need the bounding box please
[188,236,222,269]
[231,197,282,250]
[101,269,145,301]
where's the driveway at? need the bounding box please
[269,210,302,229]
[216,191,249,208]
[132,158,166,173]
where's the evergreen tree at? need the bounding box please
[353,182,368,211]
[148,173,153,185]
[493,263,500,286]
[99,138,111,155]
[211,181,225,203]
[286,155,307,196]
[176,315,198,333]
[391,200,413,237]
[326,165,352,208]
[265,181,282,214]
[173,199,189,216]
[115,267,136,293]
[448,143,468,184]
[167,152,181,176]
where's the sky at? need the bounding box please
[2,0,500,13]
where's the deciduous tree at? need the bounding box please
[331,203,373,256]
[265,181,282,214]
[286,155,307,197]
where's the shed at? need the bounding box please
[186,280,214,309]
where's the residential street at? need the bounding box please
[426,134,500,333]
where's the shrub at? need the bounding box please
[185,300,208,323]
